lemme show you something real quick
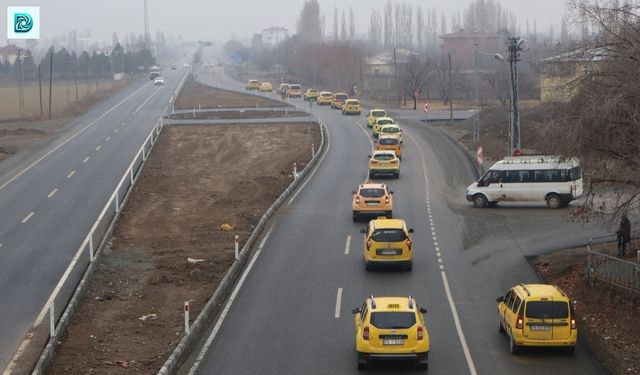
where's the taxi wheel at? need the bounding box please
[417,362,428,370]
[509,335,520,354]
[498,318,505,333]
[406,262,413,271]
[353,212,359,222]
[357,352,368,370]
[385,211,392,218]
[393,172,400,179]
[566,346,576,355]
[365,261,372,271]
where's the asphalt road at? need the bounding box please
[186,68,608,375]
[0,66,188,371]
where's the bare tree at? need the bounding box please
[333,7,339,41]
[349,8,356,40]
[341,11,347,40]
[416,6,425,51]
[433,55,459,105]
[383,1,393,47]
[369,10,382,49]
[297,0,322,42]
[482,62,510,106]
[398,55,430,109]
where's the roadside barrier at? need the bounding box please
[587,232,640,294]
[157,120,327,375]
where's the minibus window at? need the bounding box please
[571,167,582,181]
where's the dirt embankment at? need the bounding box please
[45,122,320,374]
[532,248,640,375]
[174,78,288,110]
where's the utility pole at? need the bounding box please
[48,51,53,119]
[473,42,480,145]
[448,52,453,123]
[17,49,25,119]
[393,47,398,104]
[507,37,524,156]
[312,44,317,87]
[143,0,150,46]
[38,63,43,119]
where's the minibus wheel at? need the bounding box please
[473,194,488,208]
[546,193,562,209]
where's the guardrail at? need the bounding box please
[29,70,190,375]
[587,233,640,294]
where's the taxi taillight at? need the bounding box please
[406,239,412,250]
[417,326,424,340]
[516,315,524,330]
[571,318,576,330]
[366,240,372,251]
[356,196,360,204]
[363,326,370,340]
[385,196,390,204]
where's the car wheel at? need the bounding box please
[417,362,428,370]
[498,317,505,333]
[385,211,392,218]
[546,194,562,209]
[357,352,368,370]
[406,262,413,271]
[566,346,576,355]
[365,262,372,271]
[352,212,359,222]
[473,194,488,208]
[369,172,375,179]
[509,336,520,354]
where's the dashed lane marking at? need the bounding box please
[335,287,343,318]
[95,145,102,151]
[67,170,76,178]
[82,156,90,163]
[344,235,351,255]
[48,188,58,198]
[21,212,34,223]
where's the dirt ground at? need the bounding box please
[170,110,307,120]
[174,78,288,110]
[45,122,320,374]
[532,248,640,375]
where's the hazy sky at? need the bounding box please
[1,0,568,44]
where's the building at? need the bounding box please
[0,44,24,64]
[261,27,289,48]
[441,30,502,70]
[365,49,417,76]
[539,48,604,102]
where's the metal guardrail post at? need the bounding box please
[49,303,55,338]
[89,236,94,262]
[115,192,120,213]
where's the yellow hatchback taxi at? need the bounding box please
[376,134,402,159]
[367,109,387,127]
[368,150,400,179]
[353,295,429,369]
[352,183,393,221]
[497,284,577,354]
[246,79,260,90]
[258,82,273,92]
[331,93,348,109]
[342,99,361,115]
[373,117,396,137]
[303,89,319,101]
[360,217,414,270]
[317,91,333,105]
[379,123,403,143]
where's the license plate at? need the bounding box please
[377,249,401,256]
[530,325,551,331]
[383,339,405,345]
[366,202,379,206]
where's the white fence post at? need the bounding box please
[89,236,94,262]
[234,235,239,260]
[49,303,55,338]
[312,143,315,158]
[130,168,134,185]
[184,301,190,333]
[115,192,120,213]
[293,162,297,179]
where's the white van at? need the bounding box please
[465,156,583,208]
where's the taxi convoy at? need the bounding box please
[246,80,580,370]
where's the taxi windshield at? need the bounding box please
[370,312,416,329]
[360,188,385,197]
[372,229,406,242]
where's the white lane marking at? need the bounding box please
[48,188,58,198]
[344,235,351,255]
[335,287,343,318]
[187,225,275,375]
[355,122,374,149]
[114,128,119,133]
[82,156,90,163]
[67,170,76,178]
[95,145,102,151]
[0,82,150,193]
[0,243,3,248]
[21,212,34,223]
[438,258,443,263]
[133,87,161,114]
[105,136,111,141]
[439,265,445,270]
[1,334,32,375]
[287,122,331,205]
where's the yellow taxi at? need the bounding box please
[360,217,414,270]
[258,82,273,92]
[379,123,403,143]
[367,109,387,128]
[497,284,577,354]
[317,91,333,105]
[368,150,400,179]
[303,89,319,101]
[352,183,393,221]
[246,79,260,90]
[376,134,402,159]
[331,93,348,109]
[288,84,303,98]
[342,99,361,115]
[372,117,396,137]
[353,295,429,369]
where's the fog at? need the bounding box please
[1,0,567,44]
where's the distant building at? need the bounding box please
[365,49,417,76]
[261,27,289,48]
[0,44,24,64]
[539,48,604,102]
[441,30,502,70]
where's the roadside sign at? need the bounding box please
[477,145,483,166]
[423,102,429,113]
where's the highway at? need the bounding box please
[0,66,188,372]
[187,68,607,374]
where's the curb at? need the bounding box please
[157,119,327,375]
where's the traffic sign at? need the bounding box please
[423,102,429,113]
[477,145,483,166]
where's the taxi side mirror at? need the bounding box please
[420,308,428,314]
[496,296,504,303]
[352,308,360,314]
[408,229,415,233]
[373,140,378,144]
[367,155,372,158]
[359,229,366,234]
[352,191,357,194]
[389,191,394,194]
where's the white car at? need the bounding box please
[183,63,190,68]
[465,156,583,208]
[153,77,165,86]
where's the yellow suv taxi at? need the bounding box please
[367,109,387,127]
[259,82,273,92]
[342,99,362,115]
[360,217,414,270]
[246,79,260,90]
[373,117,396,137]
[352,183,393,221]
[331,93,348,109]
[497,284,577,354]
[379,123,403,143]
[353,295,429,369]
[317,91,333,105]
[303,89,319,101]
[376,134,402,159]
[368,150,400,179]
